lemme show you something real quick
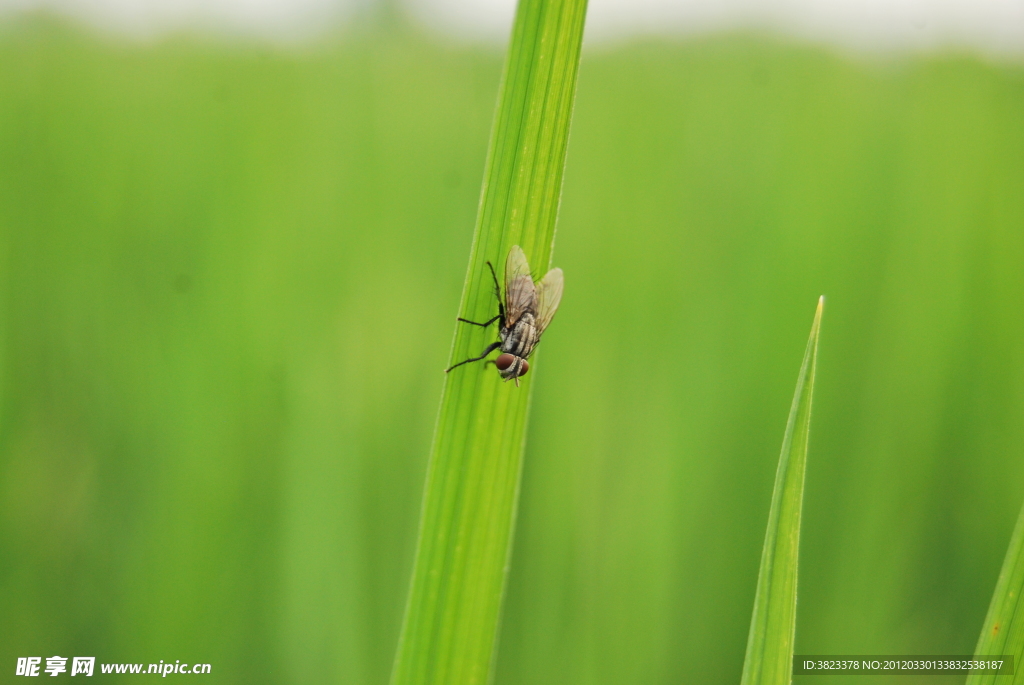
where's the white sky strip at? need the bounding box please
[410,0,1024,55]
[1,0,1023,54]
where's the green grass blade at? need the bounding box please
[741,297,824,685]
[968,502,1024,685]
[389,1,588,684]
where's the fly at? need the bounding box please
[445,245,564,386]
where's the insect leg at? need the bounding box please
[445,341,502,373]
[457,314,501,327]
[486,260,506,326]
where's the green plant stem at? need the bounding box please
[389,1,588,684]
[740,297,823,685]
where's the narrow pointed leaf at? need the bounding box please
[741,297,824,685]
[389,1,588,684]
[967,502,1024,685]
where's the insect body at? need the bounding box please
[446,245,563,386]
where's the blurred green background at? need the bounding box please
[2,14,1024,684]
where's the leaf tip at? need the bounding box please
[808,296,825,338]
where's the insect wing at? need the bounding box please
[503,245,536,327]
[534,267,563,333]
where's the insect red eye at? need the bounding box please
[518,361,529,376]
[495,354,515,371]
